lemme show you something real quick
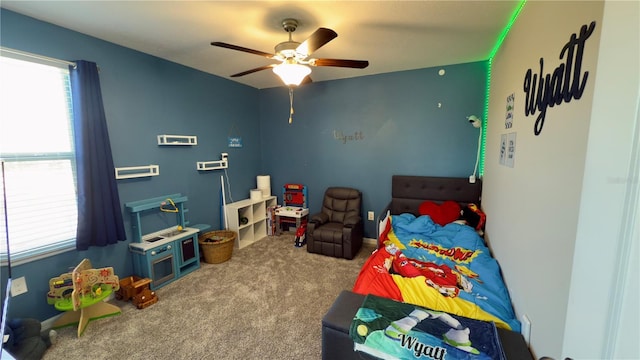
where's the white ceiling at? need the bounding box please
[1,1,521,89]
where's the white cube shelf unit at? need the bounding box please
[225,195,277,249]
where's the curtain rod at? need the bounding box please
[0,46,76,68]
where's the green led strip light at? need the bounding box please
[480,59,492,176]
[479,0,526,177]
[489,1,527,60]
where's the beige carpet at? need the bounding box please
[42,235,375,360]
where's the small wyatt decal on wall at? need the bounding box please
[523,21,596,136]
[334,130,364,144]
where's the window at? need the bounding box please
[0,52,77,264]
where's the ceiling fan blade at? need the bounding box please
[310,58,369,69]
[230,64,277,77]
[296,28,337,56]
[211,42,274,59]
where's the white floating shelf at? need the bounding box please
[197,153,229,171]
[115,165,160,179]
[157,134,197,145]
[196,160,228,171]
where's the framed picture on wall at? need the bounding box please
[506,132,516,168]
[505,93,514,129]
[228,137,242,148]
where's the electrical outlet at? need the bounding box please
[368,211,374,221]
[521,314,531,345]
[11,276,28,297]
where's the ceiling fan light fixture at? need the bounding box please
[211,18,367,87]
[273,62,311,86]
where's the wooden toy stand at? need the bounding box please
[47,258,121,337]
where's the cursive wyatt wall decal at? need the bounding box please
[523,21,596,136]
[333,130,364,144]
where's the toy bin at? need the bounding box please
[198,230,236,264]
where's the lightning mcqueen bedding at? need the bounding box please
[352,212,520,333]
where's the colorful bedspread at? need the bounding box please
[353,213,520,332]
[350,294,505,360]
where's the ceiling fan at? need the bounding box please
[211,18,369,86]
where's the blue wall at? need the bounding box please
[260,64,488,236]
[0,9,261,321]
[1,8,487,321]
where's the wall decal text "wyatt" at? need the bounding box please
[523,21,596,136]
[334,130,364,144]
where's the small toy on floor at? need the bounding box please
[2,318,56,360]
[116,276,158,309]
[294,222,307,247]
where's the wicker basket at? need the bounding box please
[198,230,236,264]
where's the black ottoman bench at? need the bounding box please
[321,290,533,360]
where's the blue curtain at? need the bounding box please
[70,60,126,250]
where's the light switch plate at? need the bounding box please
[11,276,28,297]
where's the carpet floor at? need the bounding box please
[41,235,375,360]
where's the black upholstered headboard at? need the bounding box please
[386,175,482,216]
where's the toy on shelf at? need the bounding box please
[283,183,307,208]
[46,258,121,337]
[116,275,158,309]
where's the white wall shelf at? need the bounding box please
[115,165,159,179]
[197,153,229,171]
[157,134,197,145]
[197,160,227,171]
[225,196,277,249]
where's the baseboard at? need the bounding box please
[41,314,61,331]
[363,237,377,246]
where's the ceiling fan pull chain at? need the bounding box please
[288,86,294,124]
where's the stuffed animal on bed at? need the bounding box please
[460,203,486,234]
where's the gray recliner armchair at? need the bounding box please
[306,187,363,260]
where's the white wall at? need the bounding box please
[485,0,640,358]
[563,1,639,359]
[482,0,605,358]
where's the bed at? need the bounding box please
[321,176,528,359]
